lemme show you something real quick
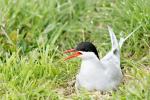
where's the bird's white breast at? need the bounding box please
[76,53,122,91]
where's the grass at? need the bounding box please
[0,0,150,99]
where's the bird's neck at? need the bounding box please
[81,58,103,69]
[79,58,106,75]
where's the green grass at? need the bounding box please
[0,0,150,99]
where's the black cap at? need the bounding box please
[75,42,99,59]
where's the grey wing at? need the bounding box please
[101,50,120,69]
[101,51,123,85]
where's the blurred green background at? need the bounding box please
[0,0,150,99]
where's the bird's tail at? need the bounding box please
[108,25,141,50]
[118,25,142,48]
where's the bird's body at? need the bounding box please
[64,26,136,91]
[76,50,122,91]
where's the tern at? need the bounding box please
[64,26,140,91]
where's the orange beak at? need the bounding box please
[64,49,82,61]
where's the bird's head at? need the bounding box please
[64,42,99,61]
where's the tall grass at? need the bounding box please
[0,0,150,99]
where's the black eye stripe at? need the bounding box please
[76,42,99,59]
[79,52,82,54]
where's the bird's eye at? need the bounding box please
[78,52,82,55]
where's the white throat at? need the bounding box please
[79,52,99,61]
[78,52,106,75]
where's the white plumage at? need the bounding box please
[75,27,123,91]
[64,26,140,91]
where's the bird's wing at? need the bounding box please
[101,51,120,69]
[101,25,142,68]
[107,26,119,52]
[108,25,141,49]
[101,27,120,68]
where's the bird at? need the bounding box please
[64,26,139,91]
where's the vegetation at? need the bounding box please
[0,0,149,99]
